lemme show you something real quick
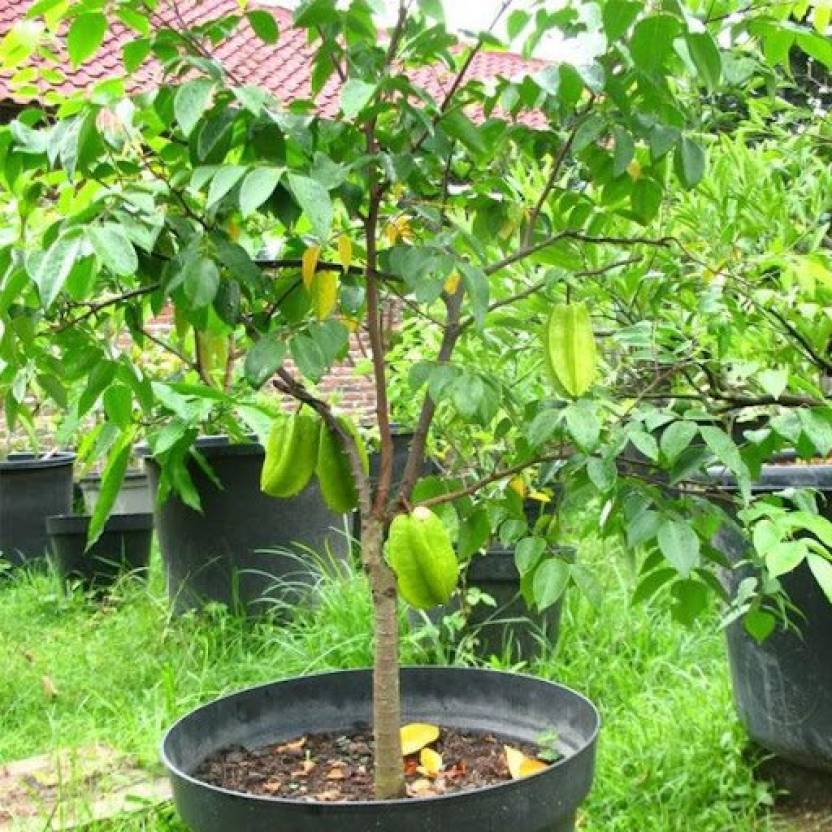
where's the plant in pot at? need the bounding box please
[3,0,822,826]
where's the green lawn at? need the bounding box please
[0,542,788,831]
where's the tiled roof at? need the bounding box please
[0,0,548,127]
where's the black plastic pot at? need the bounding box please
[465,546,573,660]
[46,513,153,589]
[79,470,153,515]
[0,452,75,566]
[712,458,832,772]
[162,667,599,832]
[141,437,349,616]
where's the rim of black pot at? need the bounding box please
[708,451,832,491]
[160,666,600,808]
[80,470,147,485]
[136,434,263,461]
[0,451,76,471]
[46,513,155,535]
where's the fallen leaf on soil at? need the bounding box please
[504,745,548,780]
[326,767,346,780]
[276,737,306,754]
[315,789,343,802]
[41,675,58,699]
[262,779,282,793]
[417,747,443,778]
[407,778,434,797]
[401,723,440,756]
[290,760,316,777]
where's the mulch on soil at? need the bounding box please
[196,726,548,802]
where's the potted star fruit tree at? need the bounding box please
[3,0,826,827]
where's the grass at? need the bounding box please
[0,540,791,831]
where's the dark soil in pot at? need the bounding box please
[162,667,599,832]
[465,546,573,660]
[140,436,349,616]
[711,458,832,772]
[0,452,75,567]
[46,513,153,590]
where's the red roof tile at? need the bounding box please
[0,0,547,127]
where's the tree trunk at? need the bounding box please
[362,516,405,799]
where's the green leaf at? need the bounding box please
[340,79,376,119]
[67,12,106,67]
[570,563,603,608]
[87,435,133,550]
[565,400,600,450]
[291,333,326,381]
[78,361,117,417]
[686,32,721,90]
[458,508,490,558]
[612,126,634,177]
[207,165,247,208]
[247,9,279,43]
[799,409,832,457]
[808,554,832,604]
[515,537,547,574]
[123,38,151,73]
[543,302,597,397]
[102,384,133,429]
[603,0,641,40]
[440,109,485,154]
[766,540,807,578]
[183,257,220,308]
[87,224,138,276]
[632,567,676,605]
[629,430,659,461]
[32,230,83,309]
[527,409,562,448]
[287,173,332,241]
[532,65,560,96]
[174,78,215,137]
[670,579,708,626]
[533,558,570,611]
[245,335,286,388]
[657,518,700,577]
[458,261,489,329]
[630,178,662,222]
[675,137,706,189]
[661,420,698,463]
[758,368,788,400]
[744,609,776,642]
[700,426,749,494]
[239,166,283,217]
[649,125,680,160]
[630,14,681,73]
[572,113,605,153]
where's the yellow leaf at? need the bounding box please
[504,745,548,780]
[508,476,527,498]
[443,271,461,294]
[227,218,241,241]
[338,234,353,272]
[417,747,443,778]
[401,723,439,756]
[626,159,642,181]
[342,315,360,333]
[528,490,550,503]
[302,245,320,289]
[311,271,339,320]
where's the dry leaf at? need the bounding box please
[41,675,58,699]
[400,723,440,756]
[505,745,549,780]
[407,778,434,796]
[301,245,320,289]
[316,789,343,802]
[262,779,282,794]
[417,747,443,778]
[276,736,307,754]
[290,759,316,777]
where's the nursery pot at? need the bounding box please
[0,452,75,566]
[711,457,832,771]
[79,471,153,515]
[466,545,573,660]
[46,513,153,589]
[161,667,599,832]
[141,436,349,616]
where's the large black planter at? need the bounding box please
[0,452,75,566]
[141,437,349,615]
[46,513,153,589]
[712,459,832,772]
[162,667,599,832]
[466,546,573,660]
